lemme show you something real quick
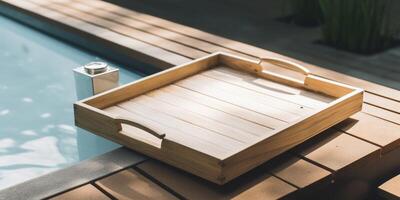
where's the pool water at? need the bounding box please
[0,15,146,190]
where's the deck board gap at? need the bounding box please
[133,165,187,200]
[364,102,400,115]
[270,174,301,190]
[91,183,117,200]
[362,104,400,125]
[292,153,336,173]
[333,127,383,148]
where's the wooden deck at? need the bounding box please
[0,0,399,199]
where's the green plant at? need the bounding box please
[289,0,322,26]
[319,0,398,54]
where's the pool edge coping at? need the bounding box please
[0,147,145,200]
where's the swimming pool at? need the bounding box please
[0,15,147,190]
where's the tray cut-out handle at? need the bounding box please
[115,117,166,140]
[257,57,310,85]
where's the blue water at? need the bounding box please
[0,15,146,190]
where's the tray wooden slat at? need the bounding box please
[188,73,314,115]
[176,75,301,122]
[129,95,260,143]
[161,85,288,128]
[147,88,273,136]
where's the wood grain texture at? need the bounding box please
[51,184,110,200]
[378,175,400,200]
[95,168,178,200]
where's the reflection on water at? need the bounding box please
[0,15,144,190]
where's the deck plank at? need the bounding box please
[294,129,380,172]
[364,93,400,115]
[95,168,178,200]
[51,184,110,200]
[378,175,400,200]
[363,104,400,125]
[337,112,400,153]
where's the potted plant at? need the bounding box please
[319,0,398,54]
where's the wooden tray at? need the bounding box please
[74,52,363,184]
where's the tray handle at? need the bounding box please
[258,57,310,85]
[115,117,166,139]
